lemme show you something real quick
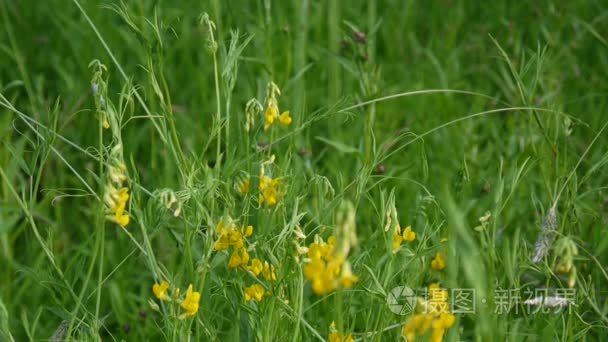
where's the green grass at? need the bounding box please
[1,0,608,341]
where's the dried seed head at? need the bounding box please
[532,207,558,263]
[354,31,367,44]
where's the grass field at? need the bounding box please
[1,1,608,341]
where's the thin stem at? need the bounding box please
[553,118,608,209]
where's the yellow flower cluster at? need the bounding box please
[105,187,130,227]
[431,252,446,271]
[244,283,267,302]
[259,175,282,207]
[243,258,276,303]
[214,220,254,269]
[151,280,201,318]
[303,235,358,295]
[248,258,277,282]
[243,255,277,303]
[213,219,278,303]
[392,225,416,251]
[264,81,292,131]
[103,152,130,227]
[328,321,354,342]
[403,284,456,342]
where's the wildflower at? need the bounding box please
[261,261,277,282]
[264,99,278,131]
[431,252,446,271]
[403,226,416,242]
[263,81,292,131]
[248,258,264,276]
[554,236,579,287]
[238,177,250,194]
[180,284,201,317]
[214,222,253,251]
[402,284,456,342]
[279,111,292,126]
[339,262,359,288]
[105,186,130,227]
[104,146,130,227]
[152,280,170,301]
[244,284,267,302]
[259,175,282,206]
[303,235,358,295]
[393,225,416,251]
[328,322,354,342]
[228,247,250,268]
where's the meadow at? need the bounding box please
[1,0,608,341]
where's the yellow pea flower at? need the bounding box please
[279,111,292,126]
[106,187,130,227]
[238,178,250,194]
[152,281,170,301]
[243,225,254,237]
[244,284,266,302]
[248,258,264,276]
[262,261,277,282]
[328,322,354,342]
[259,175,282,206]
[264,101,278,131]
[339,263,359,288]
[392,231,404,251]
[431,252,446,271]
[328,332,354,342]
[228,247,250,268]
[180,284,201,317]
[402,225,416,242]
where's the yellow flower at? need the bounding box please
[180,284,201,317]
[259,175,282,206]
[340,262,358,288]
[214,223,253,251]
[402,284,456,342]
[392,225,415,251]
[436,313,455,329]
[431,252,446,271]
[243,225,254,237]
[304,236,357,295]
[262,82,291,131]
[244,284,266,302]
[328,322,354,342]
[264,101,278,131]
[238,178,250,194]
[279,111,292,126]
[102,116,110,129]
[262,261,277,282]
[402,225,416,242]
[328,332,354,342]
[392,231,404,251]
[228,247,250,268]
[248,258,264,276]
[152,280,170,301]
[105,187,130,227]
